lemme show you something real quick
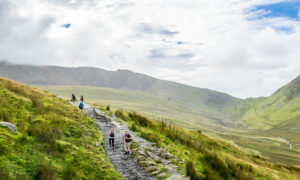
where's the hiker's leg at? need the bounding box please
[126,143,128,151]
[109,138,112,146]
[128,143,130,152]
[112,138,114,147]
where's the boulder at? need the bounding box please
[158,148,174,159]
[0,122,16,133]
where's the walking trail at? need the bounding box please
[74,103,188,180]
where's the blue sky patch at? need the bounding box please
[61,23,71,28]
[253,1,300,20]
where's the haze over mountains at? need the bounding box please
[0,62,241,125]
[0,62,300,132]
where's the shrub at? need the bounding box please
[130,123,138,132]
[5,82,23,95]
[140,131,161,144]
[203,152,230,178]
[27,121,57,150]
[0,111,12,122]
[115,110,127,120]
[129,112,153,127]
[0,165,10,180]
[63,155,82,180]
[56,142,65,153]
[34,163,56,180]
[0,142,8,155]
[19,131,28,143]
[186,160,204,180]
[64,125,82,138]
[106,105,110,111]
[30,95,45,114]
[50,116,64,138]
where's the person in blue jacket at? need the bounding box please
[79,100,84,110]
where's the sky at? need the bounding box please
[0,0,300,98]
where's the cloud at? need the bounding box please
[148,49,195,60]
[136,23,179,37]
[1,0,300,98]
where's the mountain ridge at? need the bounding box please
[0,63,241,112]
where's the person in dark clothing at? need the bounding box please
[109,128,115,147]
[71,93,76,103]
[123,130,132,155]
[80,95,84,102]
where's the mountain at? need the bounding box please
[0,77,122,179]
[1,77,298,180]
[241,75,300,131]
[1,63,300,169]
[0,62,242,129]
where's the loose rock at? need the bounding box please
[0,121,16,133]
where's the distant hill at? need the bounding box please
[0,62,242,128]
[1,63,299,132]
[241,75,300,131]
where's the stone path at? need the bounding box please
[80,104,155,180]
[74,102,188,180]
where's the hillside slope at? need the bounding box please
[241,75,300,131]
[40,86,246,130]
[0,63,243,129]
[0,77,122,179]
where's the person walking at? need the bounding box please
[71,93,76,103]
[123,130,132,155]
[79,100,84,110]
[80,95,84,102]
[109,128,115,148]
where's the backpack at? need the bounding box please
[110,132,115,137]
[125,134,131,142]
[79,102,83,109]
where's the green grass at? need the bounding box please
[39,85,243,130]
[39,85,300,169]
[112,109,300,180]
[0,78,122,179]
[239,75,300,131]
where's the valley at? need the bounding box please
[1,63,300,178]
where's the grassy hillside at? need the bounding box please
[39,83,300,168]
[0,78,122,179]
[100,107,300,180]
[0,63,242,129]
[241,75,300,131]
[39,86,244,130]
[215,76,300,168]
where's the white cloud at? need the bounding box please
[0,0,300,98]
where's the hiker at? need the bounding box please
[123,130,132,155]
[71,93,76,103]
[79,100,84,110]
[109,128,115,147]
[80,95,84,102]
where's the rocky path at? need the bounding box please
[74,103,188,180]
[81,104,154,180]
